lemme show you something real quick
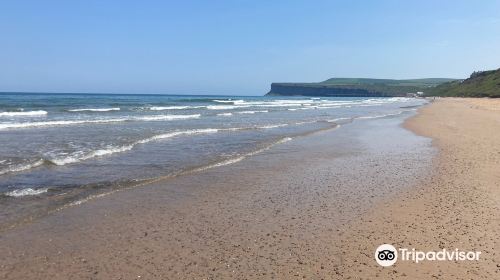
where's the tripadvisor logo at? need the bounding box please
[375,244,481,267]
[375,244,397,267]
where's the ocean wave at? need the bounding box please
[0,110,48,117]
[136,114,200,121]
[237,110,268,114]
[316,106,342,109]
[193,137,292,171]
[47,145,136,165]
[217,112,233,116]
[293,120,322,125]
[148,106,204,110]
[357,111,405,120]
[212,99,244,103]
[61,136,294,207]
[232,99,312,107]
[259,124,288,129]
[4,188,49,197]
[46,128,219,166]
[0,114,201,130]
[206,105,250,110]
[67,108,120,112]
[0,122,295,177]
[0,159,45,176]
[212,98,409,109]
[208,97,413,110]
[326,117,353,123]
[40,124,291,167]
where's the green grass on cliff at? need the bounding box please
[427,69,500,97]
[320,78,455,87]
[269,78,457,97]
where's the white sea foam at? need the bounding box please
[0,159,45,176]
[47,128,219,166]
[136,128,219,144]
[357,111,404,120]
[47,145,136,165]
[0,119,117,129]
[217,112,233,116]
[206,105,250,110]
[316,106,342,109]
[194,137,292,171]
[68,108,120,112]
[237,110,268,114]
[211,98,404,109]
[149,106,204,110]
[44,124,288,166]
[207,97,414,111]
[294,120,320,125]
[136,114,200,121]
[0,110,48,117]
[213,99,243,103]
[4,188,48,197]
[0,114,200,130]
[260,124,288,129]
[327,117,352,123]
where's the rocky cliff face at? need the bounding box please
[266,83,391,97]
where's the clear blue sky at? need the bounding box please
[1,0,499,95]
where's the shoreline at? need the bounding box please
[1,98,498,279]
[0,109,433,279]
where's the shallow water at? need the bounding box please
[0,93,426,228]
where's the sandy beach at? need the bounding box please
[0,98,499,279]
[339,98,500,278]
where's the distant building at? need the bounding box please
[406,91,424,98]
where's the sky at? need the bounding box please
[1,0,500,95]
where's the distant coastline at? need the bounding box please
[266,78,456,97]
[267,68,500,98]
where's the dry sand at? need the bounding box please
[0,98,498,279]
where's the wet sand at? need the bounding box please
[0,98,498,279]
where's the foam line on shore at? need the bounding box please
[3,188,48,197]
[59,136,295,209]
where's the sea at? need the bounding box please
[0,93,426,228]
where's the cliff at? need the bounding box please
[266,78,456,97]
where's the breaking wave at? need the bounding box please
[0,110,48,117]
[68,108,120,112]
[0,114,201,130]
[237,110,268,114]
[4,188,48,197]
[0,159,45,176]
[148,106,204,110]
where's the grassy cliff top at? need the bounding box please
[269,78,456,96]
[427,69,500,97]
[320,78,456,87]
